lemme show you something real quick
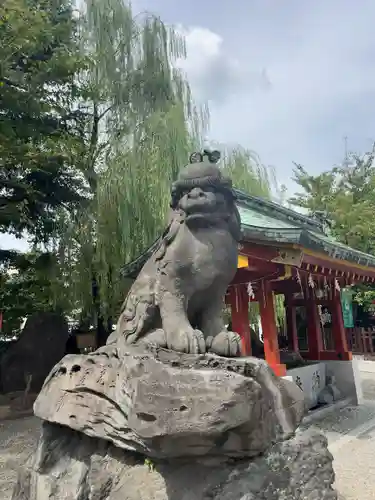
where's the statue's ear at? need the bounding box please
[155,210,182,261]
[189,152,203,164]
[170,183,180,209]
[229,204,242,242]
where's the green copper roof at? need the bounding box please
[234,189,323,233]
[235,190,375,268]
[121,189,375,278]
[237,206,297,230]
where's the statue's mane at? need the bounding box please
[154,212,183,261]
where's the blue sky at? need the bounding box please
[2,0,375,251]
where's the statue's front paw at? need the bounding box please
[167,329,206,354]
[139,329,167,348]
[207,331,242,357]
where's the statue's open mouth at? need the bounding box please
[185,212,210,221]
[182,198,217,214]
[185,211,223,224]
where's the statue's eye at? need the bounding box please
[189,152,203,163]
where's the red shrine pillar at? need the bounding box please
[285,295,299,352]
[258,280,286,376]
[227,285,252,356]
[328,290,352,361]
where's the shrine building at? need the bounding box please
[122,189,375,407]
[225,190,375,376]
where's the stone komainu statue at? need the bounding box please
[108,151,243,357]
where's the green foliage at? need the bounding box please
[274,294,286,331]
[249,295,285,333]
[0,251,65,335]
[291,145,375,309]
[290,163,336,213]
[57,0,209,321]
[0,0,89,241]
[291,148,375,253]
[221,146,274,198]
[144,457,155,472]
[0,0,281,330]
[352,284,375,312]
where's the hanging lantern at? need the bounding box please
[247,282,255,300]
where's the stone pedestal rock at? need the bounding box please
[13,421,337,500]
[33,345,305,459]
[12,345,338,499]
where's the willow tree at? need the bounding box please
[220,146,273,198]
[58,0,208,330]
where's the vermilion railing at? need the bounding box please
[346,327,375,355]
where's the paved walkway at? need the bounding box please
[0,416,39,499]
[303,403,375,499]
[302,364,375,500]
[331,415,375,499]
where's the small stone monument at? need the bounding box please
[0,312,68,394]
[13,152,337,499]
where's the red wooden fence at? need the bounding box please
[346,327,375,355]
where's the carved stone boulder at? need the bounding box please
[34,345,305,459]
[13,423,337,500]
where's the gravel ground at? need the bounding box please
[1,373,375,499]
[300,404,375,446]
[0,417,40,499]
[331,420,375,500]
[362,373,375,400]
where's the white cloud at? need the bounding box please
[176,26,271,104]
[166,0,375,191]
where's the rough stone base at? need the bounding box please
[33,345,305,460]
[13,422,337,500]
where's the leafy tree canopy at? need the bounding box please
[0,0,89,242]
[0,250,65,335]
[291,147,375,253]
[291,145,375,309]
[0,0,283,333]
